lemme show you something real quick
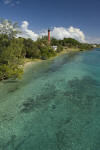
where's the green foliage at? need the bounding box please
[0,64,23,80]
[57,45,63,53]
[78,43,93,50]
[50,38,60,46]
[51,37,93,50]
[23,38,41,58]
[96,44,100,48]
[0,35,56,80]
[40,45,56,59]
[0,34,23,80]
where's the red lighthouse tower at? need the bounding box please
[48,29,50,44]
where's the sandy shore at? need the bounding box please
[60,47,81,54]
[53,47,81,58]
[23,59,42,71]
[23,48,82,70]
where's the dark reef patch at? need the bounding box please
[0,135,16,150]
[20,84,58,113]
[63,76,100,111]
[8,87,19,93]
[55,129,77,150]
[20,75,100,114]
[1,113,15,122]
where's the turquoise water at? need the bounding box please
[0,48,100,150]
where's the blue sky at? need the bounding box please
[0,0,100,43]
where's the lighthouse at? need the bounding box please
[48,29,50,44]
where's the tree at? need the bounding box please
[0,18,20,39]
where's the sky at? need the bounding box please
[0,0,100,43]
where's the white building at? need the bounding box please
[52,46,58,51]
[93,44,97,48]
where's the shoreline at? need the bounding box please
[23,48,85,70]
[57,47,81,56]
[23,59,42,71]
[0,47,92,82]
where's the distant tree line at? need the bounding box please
[95,44,100,48]
[0,19,93,81]
[50,37,93,50]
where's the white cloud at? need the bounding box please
[0,19,17,35]
[14,21,99,44]
[20,21,39,41]
[0,19,99,44]
[1,19,99,44]
[3,0,21,6]
[3,0,12,4]
[40,27,86,43]
[52,27,86,42]
[20,21,86,43]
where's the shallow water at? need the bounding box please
[0,49,100,150]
